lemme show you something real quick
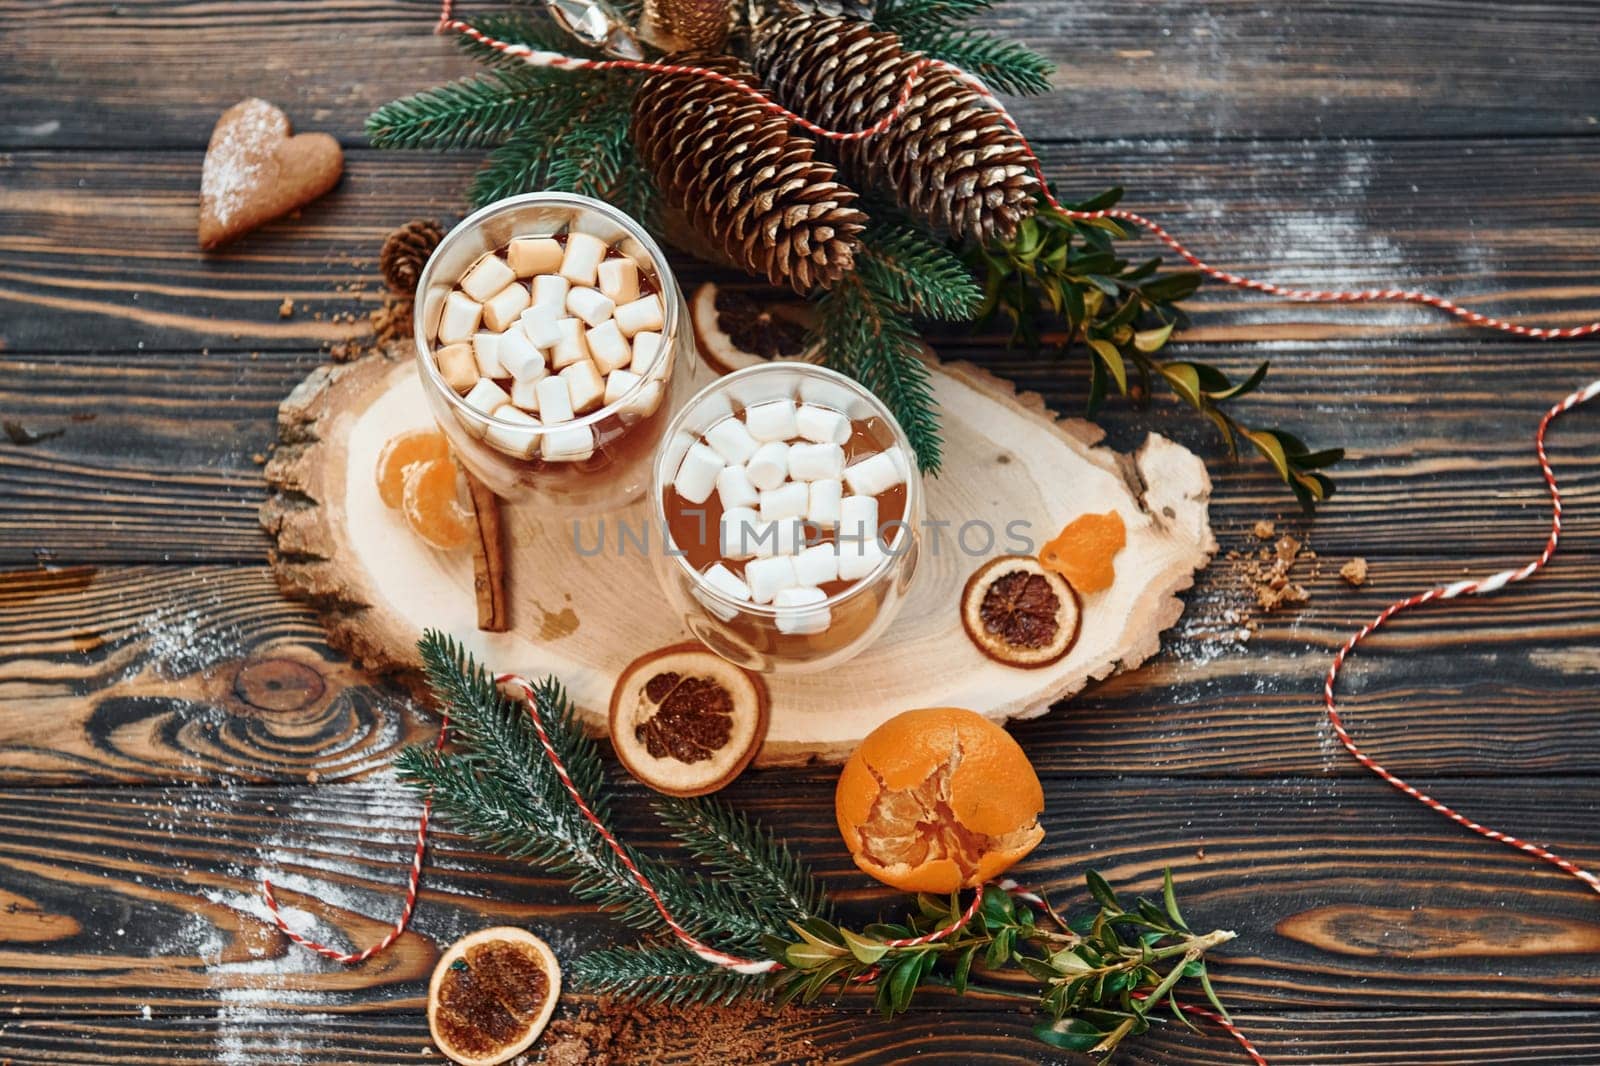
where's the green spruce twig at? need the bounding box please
[874,0,1055,96]
[971,187,1345,510]
[570,943,768,1006]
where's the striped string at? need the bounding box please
[1325,377,1600,897]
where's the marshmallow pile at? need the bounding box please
[431,232,671,463]
[672,398,910,635]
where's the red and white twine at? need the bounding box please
[1324,377,1600,898]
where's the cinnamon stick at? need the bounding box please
[463,469,509,631]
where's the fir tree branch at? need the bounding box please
[452,10,591,68]
[814,273,944,475]
[656,798,833,926]
[875,0,993,31]
[571,943,768,1006]
[856,216,983,321]
[366,69,573,151]
[904,29,1055,96]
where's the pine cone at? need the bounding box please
[751,15,1038,243]
[645,0,731,51]
[630,57,867,294]
[380,218,444,295]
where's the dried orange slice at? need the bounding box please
[375,427,451,508]
[690,282,819,374]
[835,708,1044,894]
[961,556,1080,668]
[401,457,473,551]
[428,927,561,1066]
[1039,510,1126,595]
[609,643,770,796]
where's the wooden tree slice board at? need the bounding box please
[262,343,1215,766]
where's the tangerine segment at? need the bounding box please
[375,428,451,508]
[1039,510,1126,595]
[401,457,473,551]
[836,708,1044,894]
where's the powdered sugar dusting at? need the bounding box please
[202,99,286,229]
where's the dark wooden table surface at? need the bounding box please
[4,3,1600,1063]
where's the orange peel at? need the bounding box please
[1039,510,1126,595]
[835,708,1044,894]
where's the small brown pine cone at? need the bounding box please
[630,57,867,294]
[379,218,445,295]
[751,14,1039,243]
[644,0,732,51]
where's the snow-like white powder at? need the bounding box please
[201,99,285,229]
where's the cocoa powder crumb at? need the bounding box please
[1340,557,1369,587]
[536,997,830,1065]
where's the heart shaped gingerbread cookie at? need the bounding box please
[198,98,343,249]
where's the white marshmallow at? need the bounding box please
[752,518,804,558]
[510,375,544,412]
[614,293,664,337]
[531,274,570,309]
[697,562,751,620]
[793,543,839,588]
[806,478,843,527]
[496,328,546,381]
[535,375,575,424]
[787,442,845,482]
[719,507,763,559]
[519,301,564,339]
[745,440,789,490]
[508,237,563,277]
[838,494,880,546]
[560,360,605,414]
[775,586,830,635]
[459,254,516,302]
[471,332,504,378]
[845,449,908,497]
[759,481,810,523]
[597,257,640,303]
[795,403,850,445]
[438,291,482,345]
[716,464,759,510]
[481,282,531,332]
[744,555,797,604]
[542,424,594,462]
[586,320,631,374]
[549,318,590,370]
[463,377,510,416]
[604,368,641,408]
[625,380,663,418]
[673,442,725,505]
[630,331,664,376]
[435,342,478,393]
[560,232,608,286]
[837,536,886,581]
[485,406,541,459]
[744,400,799,442]
[524,315,566,352]
[705,416,760,465]
[566,285,615,328]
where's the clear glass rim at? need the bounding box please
[413,191,680,434]
[651,362,923,617]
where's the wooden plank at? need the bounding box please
[4,341,1597,564]
[6,1,1600,147]
[5,1009,1600,1066]
[3,561,1599,784]
[5,139,1600,353]
[0,779,1596,1019]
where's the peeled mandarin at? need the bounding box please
[1039,510,1126,595]
[376,428,451,508]
[401,457,473,551]
[835,708,1044,894]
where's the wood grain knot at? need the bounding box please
[232,657,327,713]
[1278,904,1600,959]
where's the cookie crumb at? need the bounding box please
[1253,519,1276,540]
[278,297,294,318]
[1340,557,1369,587]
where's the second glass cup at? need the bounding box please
[414,192,697,512]
[650,364,924,673]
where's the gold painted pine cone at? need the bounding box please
[751,14,1039,243]
[629,57,867,294]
